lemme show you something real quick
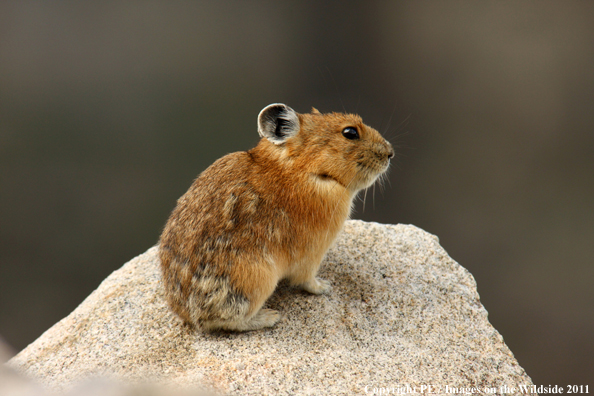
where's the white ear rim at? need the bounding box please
[257,103,299,145]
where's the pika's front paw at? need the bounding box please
[254,308,283,328]
[302,277,332,295]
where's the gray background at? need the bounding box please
[1,1,592,386]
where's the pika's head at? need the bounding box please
[257,103,394,192]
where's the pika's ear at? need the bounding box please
[258,103,300,145]
[311,107,321,115]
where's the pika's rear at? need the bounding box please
[159,104,393,331]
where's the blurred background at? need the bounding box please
[1,0,592,387]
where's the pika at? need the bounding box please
[159,103,393,332]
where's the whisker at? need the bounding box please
[362,186,368,213]
[382,101,400,136]
[384,114,412,144]
[378,174,385,193]
[385,173,392,188]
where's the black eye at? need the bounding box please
[342,127,359,140]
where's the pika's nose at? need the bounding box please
[386,142,394,159]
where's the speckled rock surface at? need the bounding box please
[8,220,536,395]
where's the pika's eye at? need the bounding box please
[342,127,359,140]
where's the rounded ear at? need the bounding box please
[257,103,300,145]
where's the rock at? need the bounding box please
[7,221,536,395]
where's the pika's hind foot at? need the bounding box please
[203,308,282,332]
[301,277,332,295]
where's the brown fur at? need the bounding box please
[159,104,393,331]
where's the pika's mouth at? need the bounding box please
[355,160,390,189]
[356,160,390,175]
